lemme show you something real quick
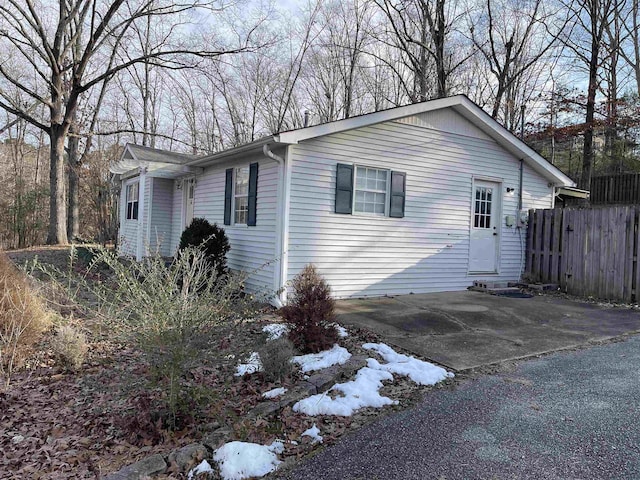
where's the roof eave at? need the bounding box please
[186,137,279,167]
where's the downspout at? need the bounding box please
[519,105,525,213]
[518,159,523,212]
[263,144,289,307]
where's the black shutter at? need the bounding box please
[247,162,258,226]
[389,171,406,218]
[224,168,233,225]
[335,163,354,214]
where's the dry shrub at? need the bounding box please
[0,253,50,387]
[280,264,338,354]
[258,337,296,382]
[50,324,89,371]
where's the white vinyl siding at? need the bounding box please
[148,178,174,256]
[169,179,184,254]
[193,153,279,294]
[285,110,553,299]
[119,176,140,257]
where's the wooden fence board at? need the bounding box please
[623,207,635,301]
[550,209,562,283]
[526,205,640,302]
[542,209,553,279]
[636,208,640,302]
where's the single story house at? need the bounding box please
[110,95,574,305]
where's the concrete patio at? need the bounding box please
[335,291,640,371]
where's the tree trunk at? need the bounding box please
[434,0,446,98]
[67,163,80,241]
[580,5,601,192]
[47,127,69,245]
[66,122,81,240]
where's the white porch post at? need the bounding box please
[136,166,147,261]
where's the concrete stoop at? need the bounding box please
[470,280,560,295]
[469,280,521,294]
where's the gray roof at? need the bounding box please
[124,143,196,165]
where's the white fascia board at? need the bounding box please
[274,96,460,144]
[110,143,140,174]
[186,137,275,167]
[451,98,575,187]
[274,94,575,188]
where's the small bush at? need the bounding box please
[39,245,256,430]
[257,337,296,382]
[280,264,338,354]
[0,254,50,388]
[50,324,89,371]
[178,218,230,278]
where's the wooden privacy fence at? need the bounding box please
[525,206,640,302]
[590,173,640,205]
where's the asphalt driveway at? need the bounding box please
[274,335,640,480]
[335,291,640,370]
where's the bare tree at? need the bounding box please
[469,0,569,121]
[561,0,616,189]
[374,0,471,101]
[0,0,253,244]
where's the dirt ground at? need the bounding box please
[1,247,441,479]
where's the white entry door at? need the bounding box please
[469,180,500,273]
[184,178,195,228]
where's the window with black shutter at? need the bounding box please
[335,163,405,218]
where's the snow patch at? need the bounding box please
[334,324,348,337]
[262,323,289,340]
[188,459,213,479]
[235,352,262,376]
[262,387,287,399]
[301,423,323,444]
[293,367,397,416]
[293,343,453,417]
[292,345,352,373]
[213,440,284,480]
[363,343,454,385]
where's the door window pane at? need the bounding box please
[474,186,492,229]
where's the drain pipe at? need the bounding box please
[263,144,288,308]
[519,105,525,213]
[518,159,523,212]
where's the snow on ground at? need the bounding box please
[363,343,454,385]
[301,424,323,444]
[293,367,397,416]
[235,352,263,376]
[213,440,284,480]
[187,460,214,479]
[262,323,290,340]
[292,345,352,373]
[293,343,453,417]
[335,324,349,337]
[262,387,287,399]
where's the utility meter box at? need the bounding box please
[505,215,515,227]
[517,210,529,228]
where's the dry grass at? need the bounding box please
[50,324,89,371]
[0,252,51,388]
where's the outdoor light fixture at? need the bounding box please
[506,187,515,194]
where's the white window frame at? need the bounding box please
[233,165,250,225]
[353,165,391,217]
[125,181,139,220]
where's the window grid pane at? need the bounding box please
[234,167,250,224]
[354,167,388,215]
[474,186,492,229]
